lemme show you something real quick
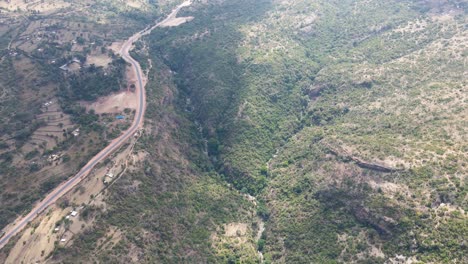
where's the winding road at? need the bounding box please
[0,1,192,250]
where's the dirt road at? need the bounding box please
[0,0,192,250]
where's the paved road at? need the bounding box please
[0,1,191,250]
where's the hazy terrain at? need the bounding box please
[0,0,466,263]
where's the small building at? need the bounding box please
[71,211,78,217]
[59,64,69,71]
[72,128,80,137]
[48,154,60,162]
[116,115,125,120]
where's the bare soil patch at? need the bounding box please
[109,41,124,54]
[81,63,141,114]
[224,223,248,237]
[82,91,137,114]
[6,207,66,264]
[86,54,112,68]
[160,16,194,27]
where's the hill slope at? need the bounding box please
[138,0,467,262]
[1,0,466,263]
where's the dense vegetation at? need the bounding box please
[52,54,260,263]
[122,0,465,262]
[59,59,127,101]
[1,0,466,263]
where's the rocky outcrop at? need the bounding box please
[323,142,402,173]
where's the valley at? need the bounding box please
[0,0,466,263]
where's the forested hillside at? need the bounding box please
[4,0,465,263]
[137,0,467,262]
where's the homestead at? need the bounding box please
[59,58,82,72]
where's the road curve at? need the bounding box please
[0,1,192,250]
